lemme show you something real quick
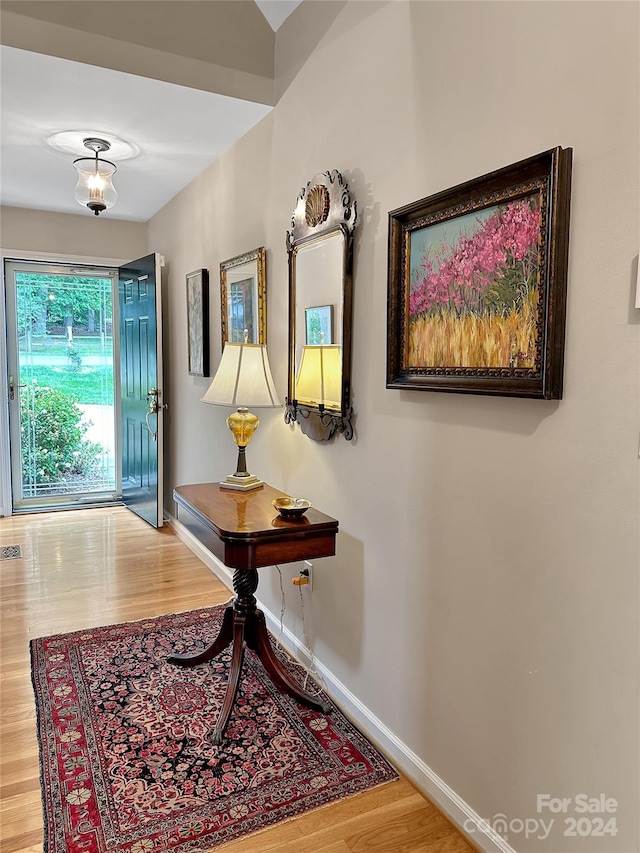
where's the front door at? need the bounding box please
[119,254,164,528]
[4,259,118,512]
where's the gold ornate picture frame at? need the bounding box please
[220,247,266,348]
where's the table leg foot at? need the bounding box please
[168,605,234,667]
[252,611,331,714]
[209,617,246,743]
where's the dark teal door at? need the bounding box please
[119,254,164,528]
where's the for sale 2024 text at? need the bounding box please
[537,793,618,838]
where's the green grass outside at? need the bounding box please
[22,366,114,405]
[21,336,114,356]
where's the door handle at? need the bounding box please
[146,387,159,415]
[145,388,167,442]
[8,375,26,401]
[146,387,168,414]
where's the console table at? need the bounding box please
[170,482,339,743]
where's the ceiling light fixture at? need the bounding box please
[73,137,117,216]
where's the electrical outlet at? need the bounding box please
[302,560,313,591]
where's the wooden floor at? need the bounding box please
[0,506,475,853]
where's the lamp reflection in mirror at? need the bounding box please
[202,337,281,491]
[296,345,342,410]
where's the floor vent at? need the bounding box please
[0,545,23,560]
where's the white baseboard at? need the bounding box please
[168,514,516,853]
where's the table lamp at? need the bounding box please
[202,338,281,490]
[295,345,342,410]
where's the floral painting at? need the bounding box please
[387,147,572,399]
[408,195,542,369]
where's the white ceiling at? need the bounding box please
[255,0,302,31]
[0,1,302,223]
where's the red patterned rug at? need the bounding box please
[31,605,397,852]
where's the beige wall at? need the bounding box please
[149,2,639,850]
[1,1,275,104]
[1,205,146,261]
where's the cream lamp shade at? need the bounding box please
[202,342,281,491]
[295,345,342,410]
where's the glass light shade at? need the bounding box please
[295,345,342,409]
[73,157,117,215]
[201,343,281,409]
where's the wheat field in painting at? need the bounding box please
[408,196,542,369]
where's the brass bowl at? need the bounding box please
[272,497,311,519]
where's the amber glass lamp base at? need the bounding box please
[220,407,264,491]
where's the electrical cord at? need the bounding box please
[274,565,287,650]
[297,581,327,695]
[273,564,327,701]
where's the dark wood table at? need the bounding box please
[170,482,339,743]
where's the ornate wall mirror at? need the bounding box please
[285,170,357,441]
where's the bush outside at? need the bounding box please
[20,384,103,486]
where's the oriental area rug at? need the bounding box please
[31,605,397,853]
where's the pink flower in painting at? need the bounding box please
[409,199,541,318]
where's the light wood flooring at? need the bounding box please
[0,506,476,853]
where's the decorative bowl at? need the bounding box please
[272,497,311,519]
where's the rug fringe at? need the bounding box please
[30,600,235,642]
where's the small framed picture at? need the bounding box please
[305,305,334,345]
[220,247,266,347]
[186,268,210,377]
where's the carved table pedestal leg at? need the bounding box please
[168,566,330,743]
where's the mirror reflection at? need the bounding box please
[294,232,344,411]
